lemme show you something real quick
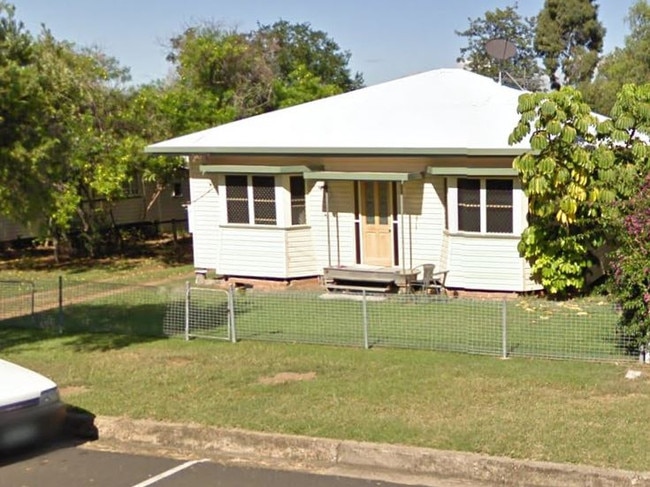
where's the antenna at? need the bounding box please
[485,38,518,87]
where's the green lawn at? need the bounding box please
[2,330,649,472]
[2,283,626,362]
[0,256,643,471]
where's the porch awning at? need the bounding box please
[427,167,518,177]
[303,171,422,182]
[199,164,321,175]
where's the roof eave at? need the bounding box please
[144,146,530,157]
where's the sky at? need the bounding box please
[15,0,639,87]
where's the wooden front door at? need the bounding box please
[360,181,393,266]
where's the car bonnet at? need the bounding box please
[0,359,57,407]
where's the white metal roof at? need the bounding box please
[145,68,531,155]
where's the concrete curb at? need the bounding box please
[93,416,650,487]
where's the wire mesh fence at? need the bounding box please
[226,290,633,361]
[162,284,233,341]
[0,280,36,324]
[0,278,177,336]
[0,277,637,363]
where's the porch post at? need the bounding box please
[400,182,406,275]
[324,183,332,267]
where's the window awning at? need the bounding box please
[199,164,321,175]
[427,167,518,177]
[303,171,423,182]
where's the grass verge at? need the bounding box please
[2,329,648,472]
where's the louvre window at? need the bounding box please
[290,176,306,225]
[252,176,277,225]
[225,175,250,224]
[457,178,513,234]
[486,179,513,233]
[225,174,307,227]
[458,178,481,232]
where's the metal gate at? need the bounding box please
[184,285,235,341]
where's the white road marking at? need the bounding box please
[131,459,210,487]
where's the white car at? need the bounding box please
[0,359,66,450]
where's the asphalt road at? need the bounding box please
[0,444,448,487]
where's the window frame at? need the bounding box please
[172,181,184,198]
[289,175,307,226]
[122,173,142,198]
[222,174,308,228]
[453,177,515,235]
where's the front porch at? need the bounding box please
[323,264,420,293]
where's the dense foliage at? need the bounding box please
[509,88,614,295]
[611,175,650,348]
[534,0,606,88]
[583,1,650,115]
[165,20,362,127]
[510,83,650,344]
[0,4,360,258]
[456,3,544,90]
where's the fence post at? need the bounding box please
[184,281,190,341]
[501,299,508,359]
[57,276,63,334]
[362,290,369,350]
[228,284,237,343]
[29,281,35,319]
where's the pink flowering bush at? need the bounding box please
[609,175,650,348]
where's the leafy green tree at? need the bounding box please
[535,0,606,88]
[0,2,49,226]
[165,20,361,125]
[32,31,135,257]
[167,24,276,119]
[0,3,152,259]
[601,84,650,346]
[583,1,650,115]
[255,20,363,92]
[456,3,544,90]
[508,85,646,296]
[273,64,343,108]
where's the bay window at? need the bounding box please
[224,174,306,226]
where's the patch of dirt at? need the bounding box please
[258,372,317,385]
[60,385,89,397]
[166,357,192,366]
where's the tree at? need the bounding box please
[0,3,162,259]
[32,31,136,257]
[255,20,363,92]
[583,1,650,115]
[609,174,650,348]
[535,0,606,88]
[456,3,544,91]
[167,24,276,120]
[0,1,48,226]
[165,20,362,125]
[508,84,649,297]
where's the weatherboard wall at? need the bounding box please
[0,218,31,242]
[190,155,544,291]
[188,174,221,272]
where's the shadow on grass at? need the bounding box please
[0,327,164,353]
[0,297,170,352]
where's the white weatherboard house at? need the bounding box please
[146,68,542,292]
